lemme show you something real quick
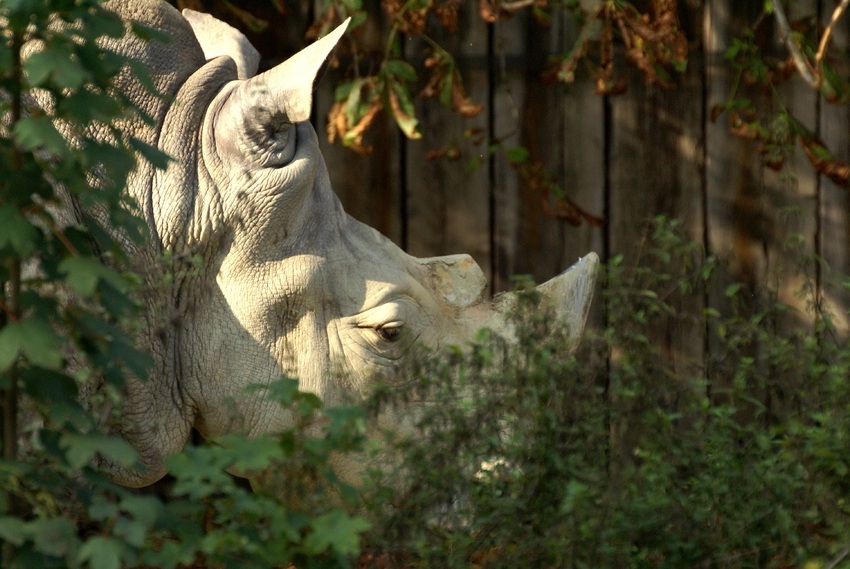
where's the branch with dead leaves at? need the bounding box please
[771,0,850,89]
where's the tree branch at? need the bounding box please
[771,0,820,87]
[816,0,850,75]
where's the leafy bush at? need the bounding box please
[3,2,850,568]
[0,2,370,567]
[359,216,850,569]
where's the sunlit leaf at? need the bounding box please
[24,44,89,89]
[387,82,421,140]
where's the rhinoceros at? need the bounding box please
[58,0,598,488]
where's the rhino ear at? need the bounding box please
[183,9,260,79]
[245,18,349,123]
[213,18,349,168]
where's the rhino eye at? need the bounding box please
[375,324,404,343]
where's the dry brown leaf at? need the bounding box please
[801,136,850,186]
[326,98,383,155]
[452,78,484,117]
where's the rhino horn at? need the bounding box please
[213,18,349,166]
[493,253,599,345]
[533,252,599,341]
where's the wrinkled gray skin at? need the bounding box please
[82,1,598,488]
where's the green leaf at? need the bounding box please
[303,510,370,557]
[78,536,125,569]
[82,8,126,39]
[0,516,28,546]
[387,81,421,140]
[24,44,89,89]
[334,79,359,102]
[120,495,162,529]
[0,317,63,370]
[13,116,71,159]
[248,377,300,405]
[129,137,171,170]
[0,42,13,75]
[60,433,138,469]
[30,517,78,557]
[725,282,743,298]
[60,255,129,297]
[0,203,37,256]
[88,495,120,522]
[343,78,367,123]
[84,142,137,189]
[46,400,95,431]
[220,435,280,473]
[384,59,417,82]
[21,368,79,403]
[167,446,235,499]
[350,11,368,28]
[59,89,124,124]
[60,256,102,296]
[107,339,152,382]
[130,21,172,44]
[505,145,530,164]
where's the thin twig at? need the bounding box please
[771,0,819,87]
[815,0,850,77]
[824,545,850,569]
[498,0,537,11]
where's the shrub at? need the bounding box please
[0,2,370,567]
[360,216,850,569]
[2,1,849,566]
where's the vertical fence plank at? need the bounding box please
[764,0,820,328]
[607,2,706,382]
[704,0,769,282]
[242,0,313,70]
[818,0,850,334]
[313,3,403,245]
[404,12,491,276]
[704,0,771,409]
[491,8,605,294]
[490,14,524,293]
[299,1,848,351]
[756,0,821,419]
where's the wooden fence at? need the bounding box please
[241,0,850,339]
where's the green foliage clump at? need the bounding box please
[359,216,850,569]
[0,2,370,567]
[3,2,850,567]
[0,1,158,565]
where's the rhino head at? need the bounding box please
[106,2,598,488]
